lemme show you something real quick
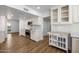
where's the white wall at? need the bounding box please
[0,16,6,43]
[43,17,51,36]
[8,20,19,33]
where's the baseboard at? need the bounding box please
[30,39,38,42]
[30,38,43,42]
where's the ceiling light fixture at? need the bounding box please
[37,6,40,9]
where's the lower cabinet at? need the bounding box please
[48,32,72,52]
[72,37,79,53]
[31,25,43,42]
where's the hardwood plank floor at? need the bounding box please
[0,33,66,53]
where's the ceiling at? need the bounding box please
[0,5,36,20]
[26,5,56,17]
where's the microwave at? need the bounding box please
[28,22,32,25]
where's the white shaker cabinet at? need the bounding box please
[72,5,79,22]
[51,5,73,24]
[32,17,43,25]
[48,32,71,52]
[31,25,43,42]
[31,17,43,42]
[19,19,26,36]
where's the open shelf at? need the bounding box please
[61,17,69,22]
[62,10,68,13]
[61,6,69,11]
[61,6,69,23]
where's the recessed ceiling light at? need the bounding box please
[37,6,40,9]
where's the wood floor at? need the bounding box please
[0,33,66,53]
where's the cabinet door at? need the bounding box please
[19,20,25,36]
[51,8,59,24]
[72,38,79,53]
[32,17,38,25]
[73,5,79,22]
[60,5,73,24]
[38,17,43,25]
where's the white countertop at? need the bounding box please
[47,32,79,38]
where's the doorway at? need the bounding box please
[43,17,51,36]
[7,20,19,34]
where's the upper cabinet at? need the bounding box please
[61,5,73,24]
[72,5,79,22]
[51,5,73,24]
[61,6,69,23]
[51,7,59,24]
[32,17,43,25]
[51,8,58,24]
